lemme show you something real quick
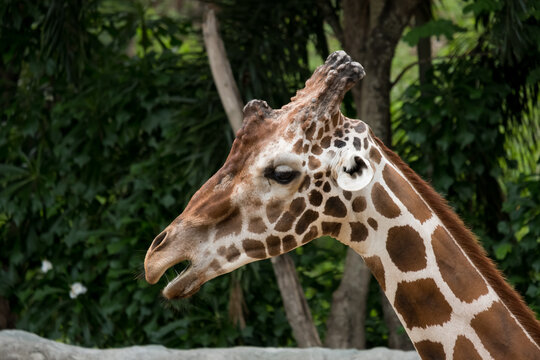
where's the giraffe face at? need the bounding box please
[144,104,377,299]
[144,51,371,299]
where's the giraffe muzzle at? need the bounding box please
[144,221,215,299]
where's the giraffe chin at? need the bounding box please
[162,267,202,299]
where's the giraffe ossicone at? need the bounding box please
[144,50,540,359]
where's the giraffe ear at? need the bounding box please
[336,152,374,191]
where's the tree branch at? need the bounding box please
[316,0,344,45]
[202,7,244,133]
[202,6,321,347]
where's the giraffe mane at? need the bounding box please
[374,136,540,345]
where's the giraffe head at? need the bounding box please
[144,51,376,299]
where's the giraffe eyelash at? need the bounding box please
[264,166,299,184]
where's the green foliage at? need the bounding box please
[0,0,293,348]
[1,0,539,350]
[212,0,328,107]
[403,19,465,46]
[395,0,540,314]
[493,174,540,314]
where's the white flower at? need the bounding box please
[40,260,53,274]
[69,282,87,299]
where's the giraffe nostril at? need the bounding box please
[150,231,167,251]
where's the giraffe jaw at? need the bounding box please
[162,263,201,299]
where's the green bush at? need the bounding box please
[0,1,296,347]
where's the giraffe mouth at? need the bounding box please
[161,261,202,299]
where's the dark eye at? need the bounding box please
[265,165,299,184]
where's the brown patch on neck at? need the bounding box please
[471,301,540,359]
[453,336,482,360]
[386,225,427,272]
[394,278,452,329]
[383,164,431,223]
[350,222,368,242]
[414,340,445,360]
[371,182,401,218]
[374,136,540,345]
[322,222,342,237]
[432,225,489,302]
[364,255,385,291]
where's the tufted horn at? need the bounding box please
[290,50,365,119]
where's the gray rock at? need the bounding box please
[0,330,420,360]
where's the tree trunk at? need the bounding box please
[415,0,432,88]
[321,0,422,349]
[202,7,321,347]
[0,297,15,330]
[380,289,414,350]
[202,7,244,132]
[324,249,371,348]
[271,256,322,347]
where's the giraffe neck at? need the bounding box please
[344,138,540,360]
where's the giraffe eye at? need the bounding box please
[264,165,299,184]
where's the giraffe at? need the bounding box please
[144,51,540,359]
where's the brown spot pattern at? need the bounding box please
[352,196,366,212]
[242,239,266,259]
[364,256,385,291]
[432,226,488,303]
[215,209,242,239]
[321,136,331,148]
[324,196,347,218]
[369,147,382,164]
[387,225,427,272]
[201,195,231,220]
[275,211,295,232]
[323,182,331,192]
[266,235,281,256]
[367,217,378,230]
[383,164,431,223]
[302,226,318,244]
[308,156,321,170]
[334,139,346,148]
[363,138,368,150]
[471,301,540,360]
[309,190,323,206]
[305,122,316,140]
[415,340,445,360]
[289,197,306,217]
[299,176,310,192]
[350,222,368,242]
[354,122,366,133]
[343,191,352,200]
[266,200,282,224]
[217,246,226,256]
[311,144,323,155]
[453,336,482,360]
[226,245,240,262]
[353,137,362,150]
[371,183,401,218]
[293,139,303,154]
[209,259,221,271]
[248,217,267,234]
[394,278,452,329]
[282,235,297,252]
[322,222,341,237]
[295,210,319,235]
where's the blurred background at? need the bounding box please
[0,0,538,350]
